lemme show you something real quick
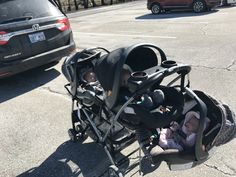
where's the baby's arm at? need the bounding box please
[159,128,175,148]
[182,133,197,147]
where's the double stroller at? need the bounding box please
[62,43,236,176]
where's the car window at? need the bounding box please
[0,0,62,23]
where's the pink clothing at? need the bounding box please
[158,111,200,151]
[159,127,197,151]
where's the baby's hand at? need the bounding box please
[170,121,179,132]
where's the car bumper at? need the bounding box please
[0,42,76,78]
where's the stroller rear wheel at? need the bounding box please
[68,128,88,142]
[68,128,77,142]
[108,165,123,177]
[76,124,88,140]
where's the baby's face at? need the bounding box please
[84,71,97,83]
[184,116,199,133]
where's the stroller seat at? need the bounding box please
[143,89,235,171]
[62,43,236,176]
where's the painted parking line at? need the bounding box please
[136,19,209,24]
[76,32,177,39]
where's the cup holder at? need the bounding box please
[161,60,177,68]
[130,71,148,81]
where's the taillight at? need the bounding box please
[57,18,70,31]
[0,31,9,45]
[0,71,12,77]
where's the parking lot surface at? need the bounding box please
[0,1,236,177]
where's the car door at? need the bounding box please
[163,0,190,7]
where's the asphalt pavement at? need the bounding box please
[0,1,236,177]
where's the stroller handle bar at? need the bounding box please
[129,64,191,95]
[165,64,191,76]
[185,87,208,161]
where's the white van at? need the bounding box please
[227,0,236,4]
[221,0,236,5]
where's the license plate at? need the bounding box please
[28,32,46,43]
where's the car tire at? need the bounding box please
[193,0,206,13]
[151,3,162,14]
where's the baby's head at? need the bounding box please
[183,111,200,134]
[83,69,97,83]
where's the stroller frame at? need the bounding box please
[63,44,196,176]
[62,43,235,176]
[64,47,139,176]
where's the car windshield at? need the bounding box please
[0,0,62,24]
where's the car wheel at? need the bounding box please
[193,0,206,13]
[151,3,161,14]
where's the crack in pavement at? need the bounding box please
[204,163,236,176]
[225,164,236,175]
[226,59,236,71]
[39,86,71,99]
[201,23,208,36]
[192,64,236,71]
[168,59,236,71]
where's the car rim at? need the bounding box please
[194,1,204,12]
[152,5,160,14]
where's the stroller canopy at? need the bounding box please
[94,43,167,109]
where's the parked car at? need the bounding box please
[0,0,76,78]
[221,0,236,6]
[147,0,221,14]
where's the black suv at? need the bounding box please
[0,0,76,78]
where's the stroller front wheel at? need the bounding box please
[108,165,123,177]
[75,124,88,141]
[68,128,88,142]
[68,128,77,142]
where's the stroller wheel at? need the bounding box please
[68,128,78,142]
[75,125,88,141]
[75,124,84,133]
[68,128,88,142]
[108,165,123,177]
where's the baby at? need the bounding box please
[158,111,200,151]
[83,69,97,83]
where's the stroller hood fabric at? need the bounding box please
[195,91,236,148]
[94,44,160,109]
[207,95,236,146]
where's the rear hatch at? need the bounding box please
[0,0,72,62]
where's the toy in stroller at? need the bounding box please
[62,43,236,176]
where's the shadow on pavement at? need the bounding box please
[136,10,218,20]
[0,62,60,103]
[17,141,130,177]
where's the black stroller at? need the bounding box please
[62,43,236,176]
